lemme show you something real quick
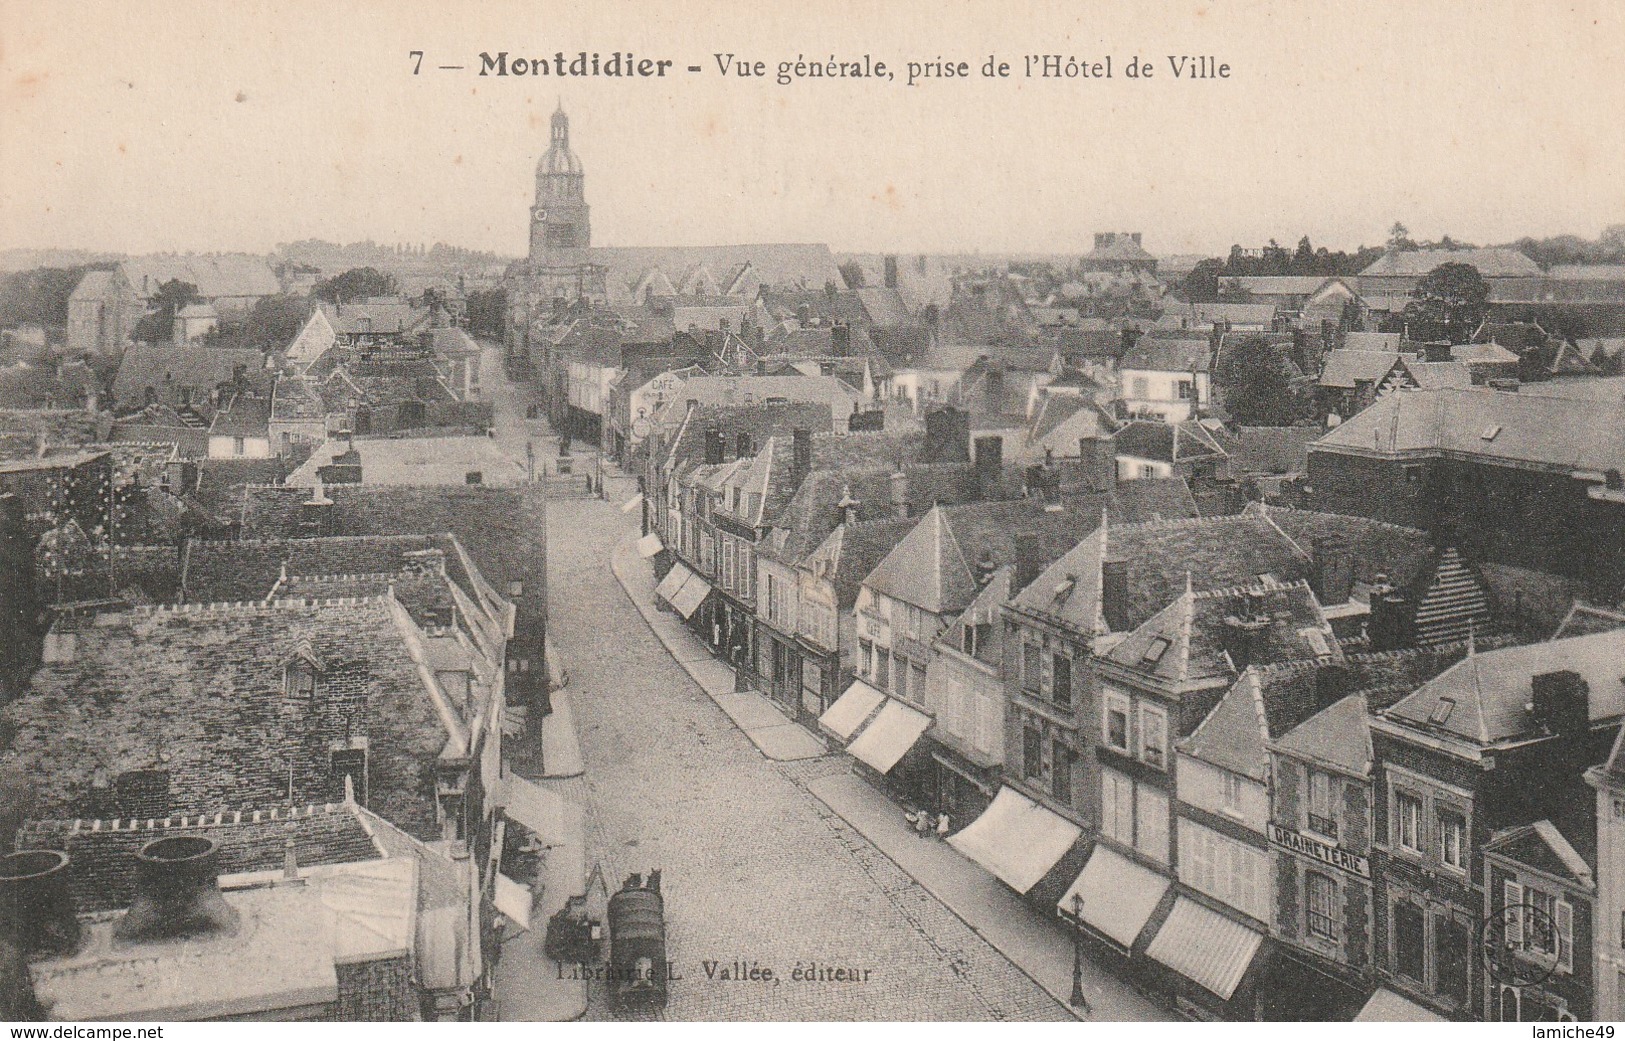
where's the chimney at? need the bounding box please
[1101,556,1131,632]
[974,548,997,588]
[984,365,1006,409]
[114,835,239,943]
[1488,377,1521,393]
[756,359,768,376]
[1311,534,1355,606]
[837,483,860,527]
[1423,341,1452,363]
[924,407,970,464]
[972,435,1003,498]
[736,432,754,458]
[0,850,80,957]
[508,580,524,599]
[791,428,812,488]
[883,255,899,289]
[832,323,850,357]
[1221,590,1273,672]
[890,470,909,519]
[1366,574,1410,651]
[1012,535,1043,596]
[1081,433,1117,494]
[1530,670,1589,738]
[703,426,724,465]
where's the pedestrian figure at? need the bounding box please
[936,812,950,839]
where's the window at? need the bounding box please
[1307,871,1340,941]
[1051,742,1075,804]
[1438,810,1466,871]
[1023,726,1042,779]
[859,640,873,680]
[1136,784,1170,864]
[876,650,890,690]
[1140,704,1167,769]
[1220,771,1244,816]
[1101,767,1133,846]
[1023,642,1042,694]
[1177,379,1193,400]
[911,664,926,701]
[897,660,910,699]
[286,659,319,699]
[1435,915,1470,1004]
[1394,900,1426,982]
[1308,769,1338,840]
[1131,377,1149,398]
[1051,654,1072,707]
[1139,464,1157,479]
[330,748,367,805]
[233,436,246,456]
[1516,885,1574,972]
[1103,690,1131,753]
[1395,790,1423,852]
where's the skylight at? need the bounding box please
[1429,697,1456,725]
[1480,425,1501,441]
[1141,636,1171,665]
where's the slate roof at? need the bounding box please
[208,394,271,437]
[1402,359,1471,390]
[1552,603,1625,640]
[1484,819,1595,888]
[1451,342,1520,366]
[68,270,116,301]
[323,300,430,337]
[271,374,328,422]
[177,532,473,605]
[802,516,920,610]
[1180,669,1273,779]
[1343,332,1405,353]
[550,244,845,305]
[1226,276,1333,298]
[15,803,385,913]
[650,374,864,429]
[1312,388,1625,472]
[1247,504,1436,593]
[1120,337,1210,373]
[1383,628,1625,745]
[285,435,527,487]
[1188,302,1279,326]
[1359,249,1541,279]
[1272,693,1373,777]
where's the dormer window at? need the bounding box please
[285,643,324,699]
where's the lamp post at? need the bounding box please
[1070,893,1092,1013]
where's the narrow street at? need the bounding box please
[478,340,1165,1021]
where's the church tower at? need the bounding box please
[529,103,591,258]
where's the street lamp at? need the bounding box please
[1070,893,1092,1013]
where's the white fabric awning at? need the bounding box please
[1145,896,1264,1001]
[948,786,1083,895]
[1057,845,1169,949]
[846,699,931,774]
[654,561,695,603]
[636,533,664,557]
[620,493,644,514]
[1355,988,1448,1022]
[819,680,886,741]
[669,573,712,619]
[498,775,567,843]
[494,873,533,929]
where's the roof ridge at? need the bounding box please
[19,802,355,835]
[126,594,390,616]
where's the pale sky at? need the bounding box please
[2,0,1622,259]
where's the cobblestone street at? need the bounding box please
[544,494,1078,1021]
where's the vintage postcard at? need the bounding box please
[1,0,1623,1026]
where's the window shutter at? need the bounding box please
[1557,900,1573,973]
[1505,881,1524,946]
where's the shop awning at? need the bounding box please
[948,786,1083,895]
[497,775,567,843]
[1145,896,1264,1001]
[654,561,695,603]
[669,573,712,619]
[1354,988,1448,1022]
[620,493,644,514]
[1057,846,1169,949]
[846,698,931,774]
[636,533,664,557]
[493,873,533,929]
[819,680,886,741]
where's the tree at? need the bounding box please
[837,260,867,290]
[1181,258,1224,303]
[1404,262,1490,344]
[1215,337,1307,426]
[1387,222,1418,251]
[0,265,105,330]
[466,287,507,339]
[202,294,310,352]
[131,279,199,343]
[311,266,397,304]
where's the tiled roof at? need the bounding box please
[1319,349,1403,388]
[323,301,430,337]
[1402,359,1471,390]
[1106,579,1339,689]
[1311,388,1625,472]
[1359,249,1541,279]
[285,435,527,487]
[1451,342,1520,366]
[178,532,467,604]
[112,345,268,408]
[560,244,845,305]
[15,802,384,913]
[1114,420,1226,464]
[1343,332,1405,353]
[1226,276,1333,297]
[208,395,271,437]
[803,516,920,610]
[271,374,328,422]
[68,270,116,301]
[1,598,459,834]
[1188,302,1278,326]
[1120,337,1210,373]
[1228,427,1320,475]
[121,254,282,299]
[1384,628,1625,745]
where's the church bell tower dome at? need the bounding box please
[529,102,591,257]
[537,105,584,177]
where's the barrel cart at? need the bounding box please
[607,870,668,1011]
